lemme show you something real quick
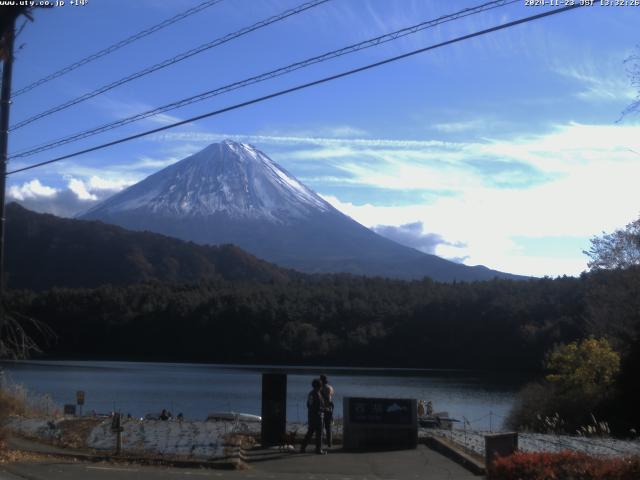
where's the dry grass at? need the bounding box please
[0,388,28,418]
[1,383,63,457]
[0,448,49,464]
[0,383,59,419]
[224,433,256,449]
[1,388,28,451]
[1,388,47,462]
[55,418,103,449]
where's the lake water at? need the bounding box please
[0,360,526,431]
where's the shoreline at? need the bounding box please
[6,416,640,460]
[1,358,538,377]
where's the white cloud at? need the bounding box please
[152,131,450,149]
[297,120,640,276]
[372,222,466,261]
[86,175,133,191]
[68,178,97,201]
[88,94,187,127]
[322,194,589,277]
[432,119,486,133]
[553,56,636,103]
[8,180,57,201]
[7,176,130,218]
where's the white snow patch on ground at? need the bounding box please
[427,428,640,458]
[7,417,259,460]
[7,417,62,442]
[87,420,235,458]
[12,417,637,460]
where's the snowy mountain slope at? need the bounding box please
[81,140,524,281]
[83,140,329,222]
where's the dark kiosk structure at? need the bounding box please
[343,397,418,450]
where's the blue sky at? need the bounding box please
[5,0,640,277]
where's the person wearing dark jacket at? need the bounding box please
[319,374,335,448]
[300,378,326,454]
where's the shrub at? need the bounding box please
[0,383,59,424]
[505,383,596,434]
[507,338,621,434]
[546,338,620,397]
[0,389,27,419]
[489,451,640,480]
[0,388,27,450]
[506,382,564,432]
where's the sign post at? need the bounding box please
[63,404,76,416]
[76,390,85,416]
[111,412,123,455]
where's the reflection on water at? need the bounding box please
[0,360,528,431]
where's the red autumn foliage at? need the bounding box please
[488,451,640,480]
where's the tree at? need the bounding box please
[584,216,640,270]
[582,216,640,348]
[506,338,621,434]
[622,46,640,118]
[0,303,52,359]
[545,337,620,399]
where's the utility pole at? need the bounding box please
[0,13,16,328]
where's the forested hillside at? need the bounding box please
[5,203,296,289]
[4,275,588,369]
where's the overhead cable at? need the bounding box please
[12,0,225,97]
[10,0,518,160]
[9,0,331,130]
[7,4,584,176]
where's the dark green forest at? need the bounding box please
[3,204,640,432]
[6,267,639,432]
[4,203,639,375]
[3,270,634,370]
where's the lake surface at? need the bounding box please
[0,360,527,431]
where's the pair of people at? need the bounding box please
[300,374,334,454]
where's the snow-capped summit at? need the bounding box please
[83,140,330,223]
[82,140,522,281]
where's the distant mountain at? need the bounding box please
[5,203,293,290]
[81,140,524,282]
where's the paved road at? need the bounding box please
[1,446,481,479]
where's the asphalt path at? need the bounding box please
[1,446,481,479]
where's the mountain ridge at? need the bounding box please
[81,140,331,222]
[80,140,525,282]
[5,202,295,290]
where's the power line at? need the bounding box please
[9,0,331,131]
[10,0,519,160]
[6,3,584,176]
[11,0,224,98]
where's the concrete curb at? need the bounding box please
[423,435,486,476]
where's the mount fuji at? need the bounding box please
[81,140,522,281]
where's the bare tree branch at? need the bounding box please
[621,45,640,119]
[0,303,55,359]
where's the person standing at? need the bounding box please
[319,374,335,448]
[418,400,426,418]
[300,378,326,454]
